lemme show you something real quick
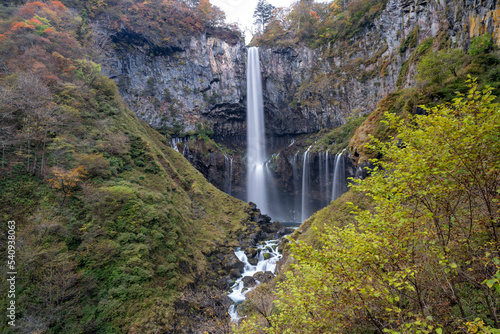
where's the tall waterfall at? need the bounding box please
[301,146,312,221]
[246,47,268,213]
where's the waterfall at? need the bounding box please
[301,146,312,221]
[292,152,300,221]
[318,152,324,205]
[246,47,268,213]
[325,150,330,206]
[182,141,189,157]
[170,137,182,152]
[224,156,233,195]
[331,149,346,201]
[229,157,233,195]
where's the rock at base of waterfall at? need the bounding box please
[230,268,242,278]
[222,254,245,271]
[254,271,274,284]
[242,276,258,287]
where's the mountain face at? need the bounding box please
[101,0,500,141]
[96,0,500,210]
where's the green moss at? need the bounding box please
[399,25,419,54]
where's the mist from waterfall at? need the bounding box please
[244,47,349,223]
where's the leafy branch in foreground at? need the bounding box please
[236,77,500,333]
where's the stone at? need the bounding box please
[254,271,274,284]
[242,276,257,287]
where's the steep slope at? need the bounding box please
[0,2,280,333]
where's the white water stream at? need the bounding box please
[227,240,282,322]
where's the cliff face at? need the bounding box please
[258,0,500,137]
[101,0,500,141]
[102,29,247,138]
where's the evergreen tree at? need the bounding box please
[253,0,275,33]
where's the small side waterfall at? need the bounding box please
[301,146,312,221]
[224,156,233,195]
[170,137,183,152]
[230,158,233,195]
[325,150,330,206]
[246,47,268,214]
[292,152,301,221]
[318,152,324,204]
[332,149,346,201]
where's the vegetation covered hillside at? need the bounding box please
[0,2,254,333]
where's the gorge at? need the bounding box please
[1,0,500,332]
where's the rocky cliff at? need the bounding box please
[101,0,500,141]
[259,0,500,140]
[102,28,247,138]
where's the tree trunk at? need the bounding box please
[40,131,47,175]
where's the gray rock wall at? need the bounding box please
[102,30,247,137]
[259,0,500,136]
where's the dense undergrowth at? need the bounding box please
[0,2,251,332]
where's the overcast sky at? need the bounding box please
[210,0,298,43]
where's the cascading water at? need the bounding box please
[319,152,324,204]
[229,157,233,195]
[246,47,268,214]
[292,152,301,221]
[332,149,346,201]
[228,240,283,322]
[301,146,312,221]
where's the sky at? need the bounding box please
[210,0,297,44]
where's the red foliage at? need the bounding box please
[48,0,67,14]
[10,21,35,32]
[18,1,48,18]
[29,17,43,26]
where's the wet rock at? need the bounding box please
[248,258,258,266]
[230,268,242,278]
[249,202,258,211]
[254,271,274,284]
[246,247,258,258]
[222,253,244,271]
[242,276,257,288]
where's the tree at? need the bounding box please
[417,48,464,84]
[196,0,225,28]
[47,165,86,213]
[253,0,275,33]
